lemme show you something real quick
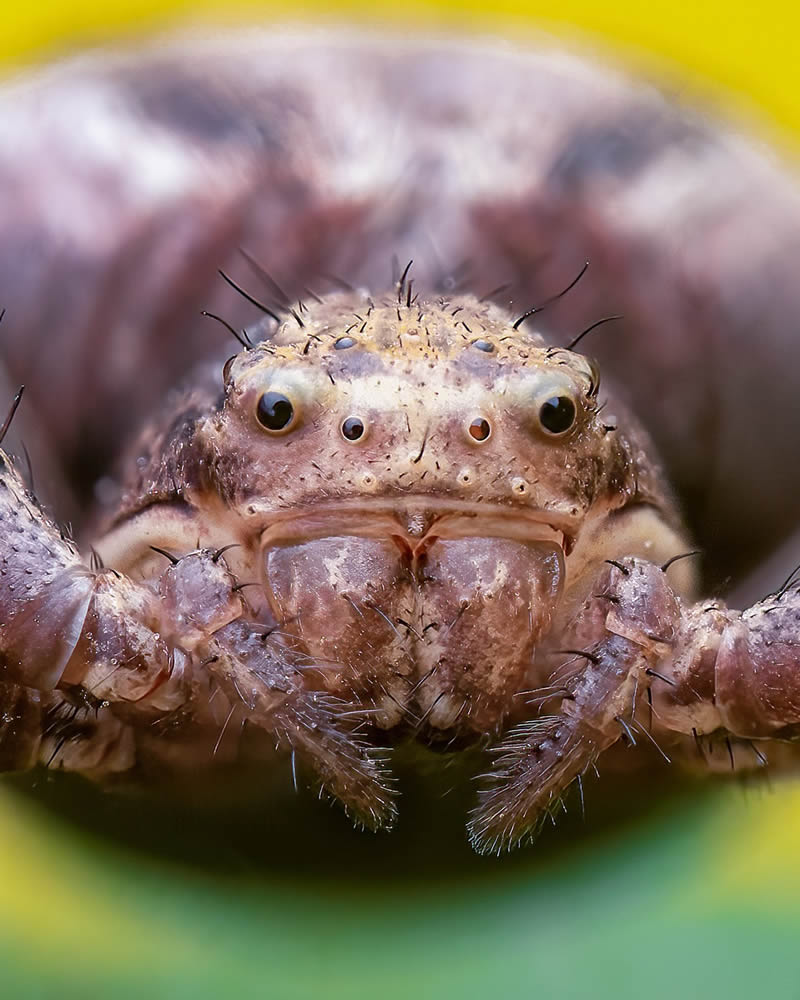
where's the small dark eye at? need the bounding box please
[341,416,365,441]
[468,417,491,441]
[472,339,495,353]
[256,391,295,432]
[334,336,356,350]
[539,395,576,435]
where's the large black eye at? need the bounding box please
[539,395,576,435]
[256,391,295,432]
[341,416,366,441]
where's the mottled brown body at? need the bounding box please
[95,291,689,749]
[2,31,800,851]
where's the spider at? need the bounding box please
[1,30,799,853]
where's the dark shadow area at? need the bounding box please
[6,743,707,889]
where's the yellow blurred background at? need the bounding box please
[4,0,800,147]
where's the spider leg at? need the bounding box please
[468,558,680,853]
[0,450,395,827]
[202,621,397,831]
[468,554,698,852]
[470,553,800,853]
[468,634,663,854]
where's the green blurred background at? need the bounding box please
[2,2,800,997]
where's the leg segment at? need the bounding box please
[469,557,800,853]
[0,450,395,827]
[201,622,396,830]
[0,681,137,776]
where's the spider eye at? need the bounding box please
[471,339,495,353]
[256,391,296,433]
[341,416,366,441]
[538,395,576,435]
[334,336,356,350]
[468,417,492,442]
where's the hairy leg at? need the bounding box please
[469,558,800,854]
[0,443,395,827]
